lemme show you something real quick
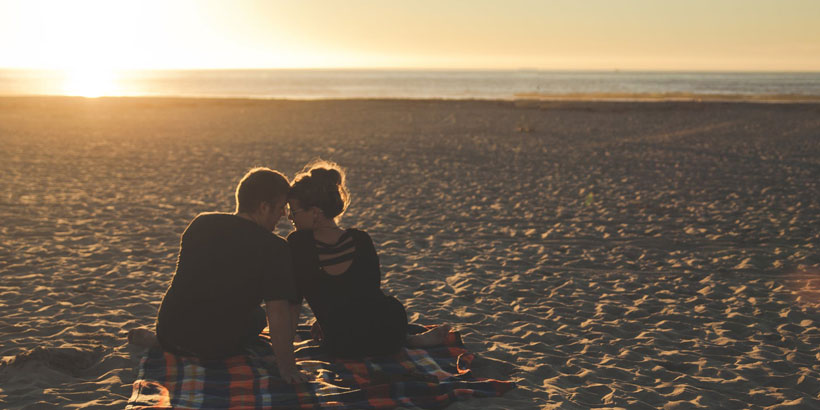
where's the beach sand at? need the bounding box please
[1,97,819,409]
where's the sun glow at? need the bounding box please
[61,68,119,98]
[1,1,818,74]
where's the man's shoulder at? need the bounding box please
[183,212,227,236]
[192,212,271,233]
[189,212,235,226]
[265,232,289,251]
[188,213,284,243]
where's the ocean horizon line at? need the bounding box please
[2,69,819,100]
[3,93,820,103]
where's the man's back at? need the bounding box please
[156,212,294,358]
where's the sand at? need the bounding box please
[1,97,819,409]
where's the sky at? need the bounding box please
[0,0,819,71]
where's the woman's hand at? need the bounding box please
[310,320,323,341]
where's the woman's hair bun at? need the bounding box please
[289,159,350,221]
[310,167,342,187]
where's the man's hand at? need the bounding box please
[266,300,306,384]
[278,365,309,384]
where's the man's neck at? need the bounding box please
[236,212,261,226]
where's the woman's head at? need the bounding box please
[288,160,350,229]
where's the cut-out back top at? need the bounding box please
[287,228,384,325]
[315,230,356,274]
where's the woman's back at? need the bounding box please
[288,228,407,357]
[313,228,355,276]
[286,160,409,357]
[287,228,383,323]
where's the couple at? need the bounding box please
[129,161,449,383]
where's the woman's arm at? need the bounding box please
[359,230,383,291]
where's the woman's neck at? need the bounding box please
[311,218,344,243]
[309,214,337,230]
[313,221,341,231]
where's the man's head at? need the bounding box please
[235,167,290,230]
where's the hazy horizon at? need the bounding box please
[3,69,819,99]
[1,0,819,72]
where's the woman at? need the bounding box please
[286,160,449,358]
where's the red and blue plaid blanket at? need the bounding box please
[126,324,515,409]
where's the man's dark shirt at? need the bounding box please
[156,212,295,359]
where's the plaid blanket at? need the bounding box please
[126,324,515,409]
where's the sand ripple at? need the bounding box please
[1,98,819,409]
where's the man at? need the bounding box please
[152,167,305,383]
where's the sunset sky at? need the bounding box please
[1,0,819,71]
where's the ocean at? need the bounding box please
[1,69,819,100]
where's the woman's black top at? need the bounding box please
[287,228,407,357]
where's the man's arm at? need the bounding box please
[289,302,301,341]
[265,299,307,383]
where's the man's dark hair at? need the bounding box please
[235,167,290,214]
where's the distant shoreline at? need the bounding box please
[2,69,819,101]
[2,94,820,104]
[514,92,820,103]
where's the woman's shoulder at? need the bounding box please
[344,228,377,248]
[287,228,373,247]
[345,228,371,239]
